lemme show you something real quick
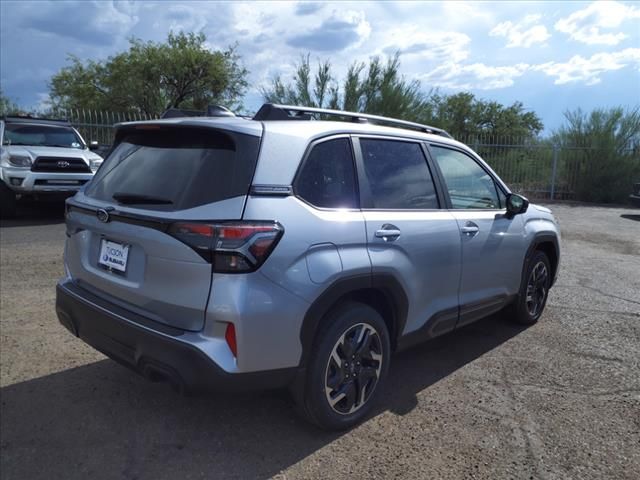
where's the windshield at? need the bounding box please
[2,123,85,149]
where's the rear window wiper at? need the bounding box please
[112,192,173,205]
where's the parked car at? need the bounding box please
[0,116,103,217]
[55,104,561,430]
[630,182,640,207]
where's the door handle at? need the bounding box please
[375,224,401,241]
[460,222,480,235]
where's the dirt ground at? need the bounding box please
[1,202,639,480]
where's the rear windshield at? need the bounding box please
[85,127,260,211]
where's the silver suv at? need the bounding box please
[0,116,103,217]
[56,104,560,430]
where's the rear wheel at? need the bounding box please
[298,302,390,430]
[509,250,551,325]
[0,181,17,219]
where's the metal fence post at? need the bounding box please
[550,144,559,200]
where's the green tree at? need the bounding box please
[425,92,543,141]
[0,89,20,116]
[262,53,429,122]
[552,107,640,203]
[262,54,542,140]
[553,107,640,152]
[49,32,248,116]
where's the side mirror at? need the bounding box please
[89,141,99,151]
[506,193,529,217]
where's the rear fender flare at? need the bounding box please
[298,273,408,368]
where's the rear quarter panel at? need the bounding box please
[208,195,371,372]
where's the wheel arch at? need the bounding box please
[299,273,408,368]
[523,233,560,289]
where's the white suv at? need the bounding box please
[0,116,104,217]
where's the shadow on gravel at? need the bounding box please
[620,214,640,222]
[0,200,66,228]
[0,315,527,480]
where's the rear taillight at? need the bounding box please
[168,221,283,273]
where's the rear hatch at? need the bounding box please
[64,121,262,331]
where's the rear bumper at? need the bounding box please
[55,280,297,392]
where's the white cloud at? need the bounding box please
[555,1,640,46]
[19,1,139,45]
[422,46,640,90]
[163,5,208,33]
[287,9,371,51]
[534,48,640,85]
[93,1,139,35]
[440,1,495,28]
[380,26,470,63]
[422,62,530,90]
[490,14,551,48]
[231,3,283,35]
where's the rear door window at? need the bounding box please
[85,128,260,211]
[294,137,358,209]
[359,138,439,209]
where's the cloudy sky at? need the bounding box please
[1,0,639,132]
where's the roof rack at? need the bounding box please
[2,115,70,125]
[160,105,235,119]
[253,103,452,138]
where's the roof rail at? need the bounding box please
[253,103,452,138]
[160,105,235,119]
[2,115,70,125]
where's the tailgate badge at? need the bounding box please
[97,208,111,223]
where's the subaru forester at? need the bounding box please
[56,104,560,430]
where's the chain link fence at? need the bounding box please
[459,135,640,203]
[60,110,639,204]
[61,109,157,146]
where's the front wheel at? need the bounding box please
[298,302,391,430]
[509,250,551,325]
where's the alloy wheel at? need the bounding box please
[526,261,548,317]
[324,323,383,415]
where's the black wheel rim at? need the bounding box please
[324,323,383,415]
[526,261,548,317]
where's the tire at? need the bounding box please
[508,250,551,325]
[0,181,17,219]
[297,302,391,430]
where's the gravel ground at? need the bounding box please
[1,202,639,480]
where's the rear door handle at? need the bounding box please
[460,222,480,235]
[375,224,401,241]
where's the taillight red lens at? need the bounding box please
[225,323,237,357]
[174,224,215,237]
[218,225,274,240]
[168,221,283,273]
[248,237,275,260]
